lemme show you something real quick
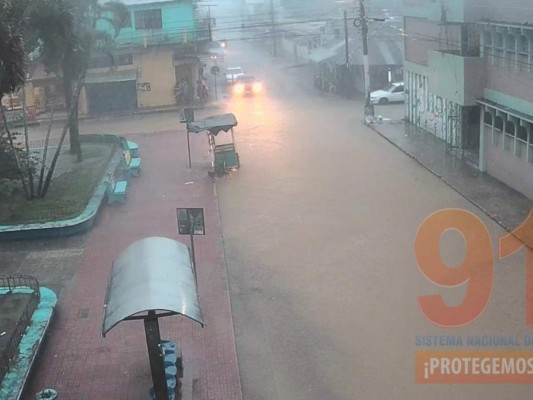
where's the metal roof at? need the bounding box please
[309,36,403,66]
[187,113,238,135]
[119,0,176,6]
[102,237,204,337]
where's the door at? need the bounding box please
[86,80,137,116]
[391,85,404,102]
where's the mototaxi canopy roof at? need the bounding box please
[187,113,238,135]
[102,237,204,337]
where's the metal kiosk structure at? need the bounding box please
[102,237,204,400]
[187,113,239,177]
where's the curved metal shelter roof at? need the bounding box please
[187,113,238,135]
[102,237,204,337]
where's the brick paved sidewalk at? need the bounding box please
[23,130,242,400]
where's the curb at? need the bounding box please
[364,120,514,233]
[36,102,224,125]
[211,181,245,400]
[0,287,57,400]
[0,136,123,240]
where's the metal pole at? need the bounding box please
[186,127,192,169]
[214,74,218,101]
[144,311,168,400]
[189,214,198,288]
[479,107,486,172]
[208,5,212,42]
[270,0,277,56]
[359,0,373,116]
[344,10,349,67]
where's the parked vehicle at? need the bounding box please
[232,75,263,96]
[225,67,245,83]
[370,82,404,105]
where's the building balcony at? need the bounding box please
[116,19,210,49]
[428,50,484,106]
[402,0,478,23]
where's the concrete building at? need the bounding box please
[28,0,211,116]
[403,0,533,199]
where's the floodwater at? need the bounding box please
[214,4,530,399]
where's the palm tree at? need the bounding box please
[0,0,34,198]
[0,0,27,100]
[28,0,129,163]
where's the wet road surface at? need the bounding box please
[214,18,531,400]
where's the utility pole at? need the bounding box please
[359,0,372,117]
[344,10,349,67]
[356,0,386,118]
[270,0,277,56]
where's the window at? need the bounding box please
[505,120,515,135]
[135,9,162,30]
[517,125,528,141]
[393,85,404,93]
[493,32,504,66]
[123,12,132,28]
[494,116,504,131]
[518,35,529,71]
[484,111,493,125]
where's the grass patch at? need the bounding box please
[0,144,114,224]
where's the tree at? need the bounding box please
[28,0,129,162]
[0,0,35,199]
[0,0,27,97]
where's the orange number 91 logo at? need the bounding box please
[415,209,494,327]
[415,209,533,327]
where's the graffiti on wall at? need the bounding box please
[406,71,463,147]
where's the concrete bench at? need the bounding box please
[118,137,141,179]
[120,150,141,179]
[127,140,139,158]
[105,174,128,205]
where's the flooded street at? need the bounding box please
[215,36,530,400]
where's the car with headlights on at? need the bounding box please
[232,75,263,96]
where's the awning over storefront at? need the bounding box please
[85,68,137,84]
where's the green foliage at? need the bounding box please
[0,178,15,198]
[0,0,29,97]
[0,131,35,181]
[0,143,112,223]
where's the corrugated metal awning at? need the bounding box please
[85,68,137,84]
[102,237,204,337]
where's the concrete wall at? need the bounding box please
[135,47,176,108]
[428,50,484,105]
[404,17,461,66]
[405,66,464,146]
[484,64,533,106]
[471,0,533,25]
[483,123,533,199]
[99,1,196,47]
[403,0,533,28]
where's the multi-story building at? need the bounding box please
[403,0,533,199]
[28,0,211,116]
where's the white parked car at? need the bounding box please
[370,82,404,105]
[225,67,245,83]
